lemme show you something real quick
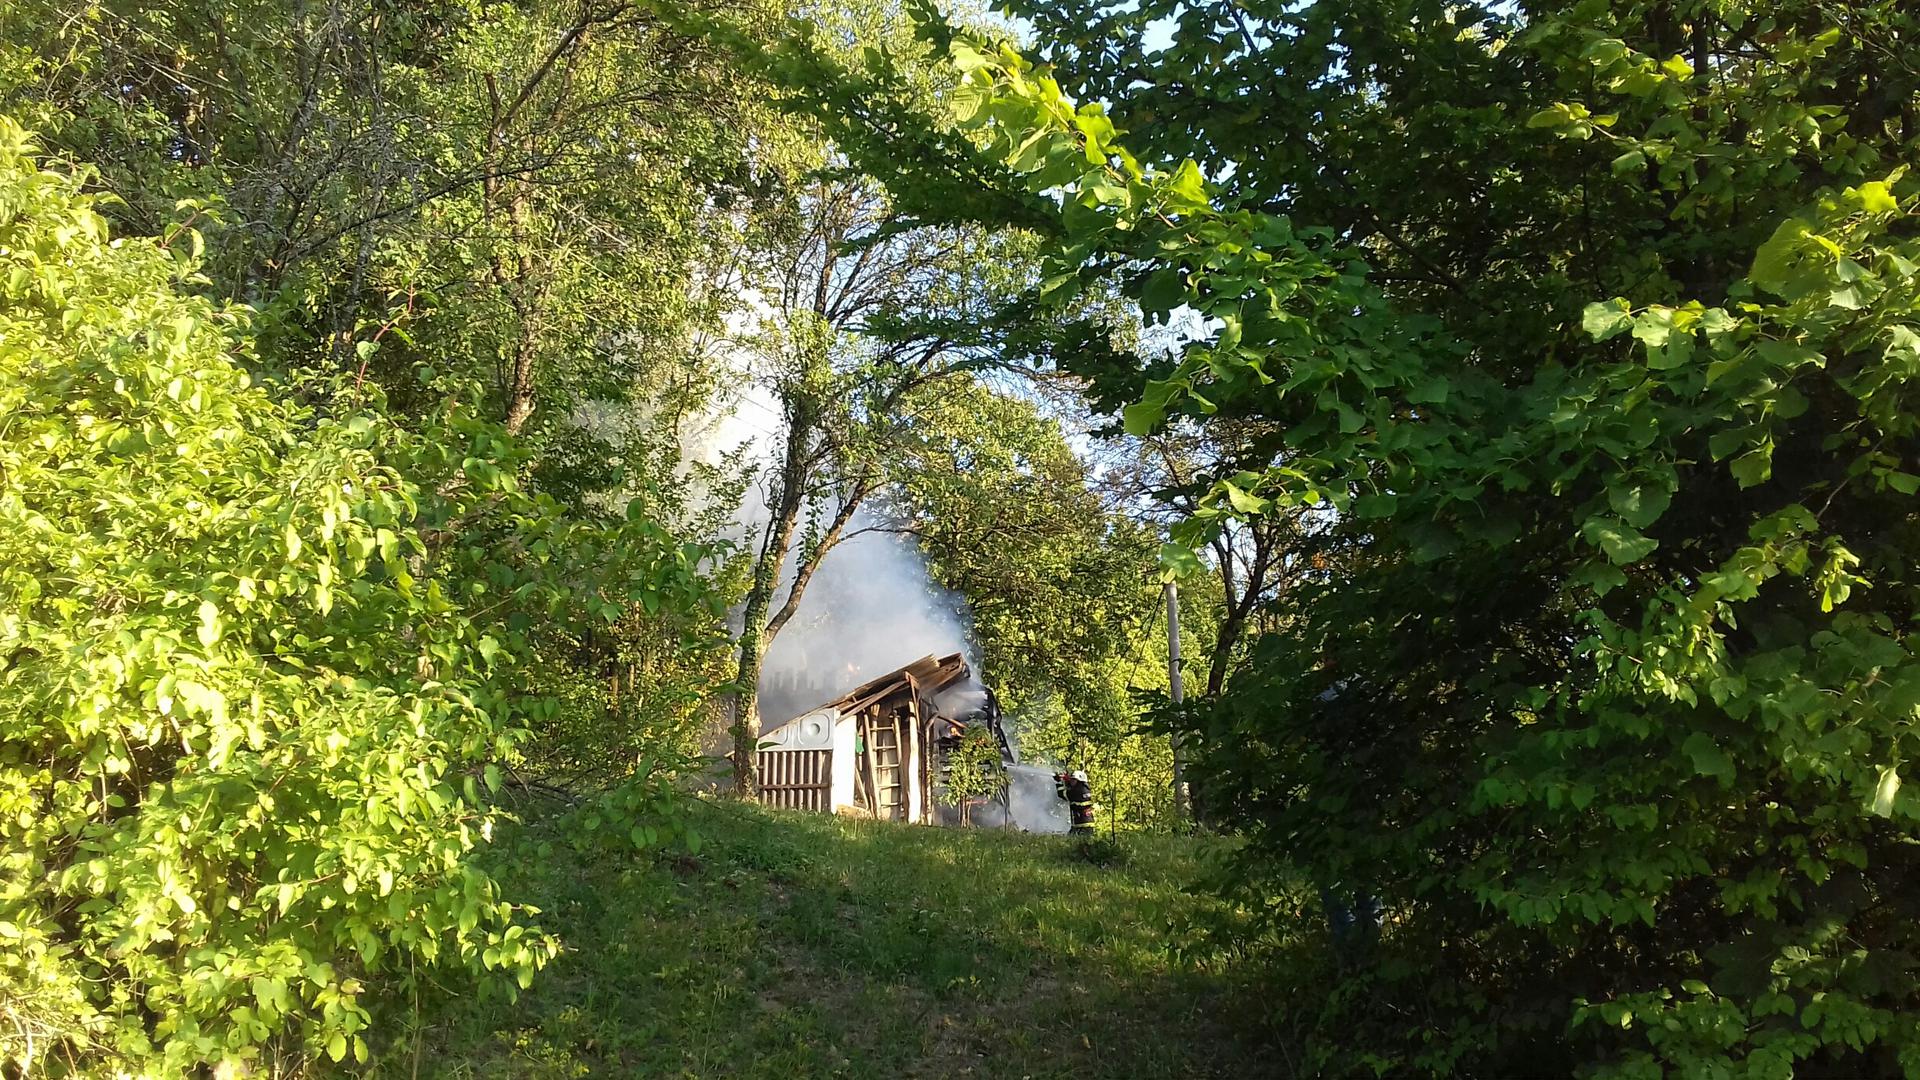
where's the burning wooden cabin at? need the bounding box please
[753,653,1011,824]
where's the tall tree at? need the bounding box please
[714,0,1073,795]
[0,0,783,445]
[723,169,1024,793]
[0,120,721,1073]
[1117,424,1308,697]
[1102,424,1311,820]
[878,377,1178,824]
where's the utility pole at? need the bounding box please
[1166,581,1191,819]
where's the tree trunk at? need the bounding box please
[497,180,540,435]
[729,408,814,796]
[1166,582,1191,821]
[1205,615,1243,698]
[1206,523,1277,697]
[502,349,537,435]
[763,473,872,641]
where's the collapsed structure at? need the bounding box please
[754,653,1021,825]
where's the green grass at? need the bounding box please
[363,800,1275,1078]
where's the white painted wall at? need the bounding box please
[831,711,858,810]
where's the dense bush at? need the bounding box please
[0,120,715,1075]
[776,0,1920,1072]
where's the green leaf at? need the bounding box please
[1683,732,1734,781]
[1610,149,1647,176]
[1123,379,1181,436]
[196,600,221,647]
[1407,376,1450,405]
[1138,268,1186,314]
[1698,307,1739,344]
[1582,517,1659,564]
[1215,311,1244,352]
[1121,400,1162,437]
[1749,218,1810,293]
[950,41,993,73]
[1871,766,1901,817]
[1608,478,1672,529]
[1165,160,1208,210]
[1630,307,1674,349]
[1730,448,1772,488]
[1038,269,1080,301]
[1221,480,1269,514]
[1573,560,1629,597]
[1854,181,1899,214]
[1354,492,1398,518]
[1753,339,1823,372]
[1582,299,1633,341]
[949,83,987,123]
[1158,542,1203,580]
[1708,426,1753,461]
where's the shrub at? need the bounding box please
[0,117,710,1075]
[939,723,1009,824]
[816,3,1920,1072]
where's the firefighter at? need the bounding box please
[1054,770,1095,834]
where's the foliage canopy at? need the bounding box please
[0,116,721,1074]
[770,0,1920,1072]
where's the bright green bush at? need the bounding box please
[0,118,713,1075]
[938,724,1008,825]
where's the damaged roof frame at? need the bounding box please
[754,653,996,824]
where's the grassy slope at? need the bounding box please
[367,801,1275,1079]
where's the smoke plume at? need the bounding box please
[677,378,976,726]
[755,521,973,724]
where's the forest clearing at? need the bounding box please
[4,0,1920,1076]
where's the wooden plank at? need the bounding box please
[755,750,832,811]
[919,713,932,824]
[861,712,881,815]
[892,709,908,820]
[823,655,969,718]
[901,692,924,823]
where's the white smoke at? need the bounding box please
[1002,765,1074,834]
[755,519,973,724]
[723,458,1073,832]
[673,366,976,726]
[929,681,989,725]
[676,378,785,534]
